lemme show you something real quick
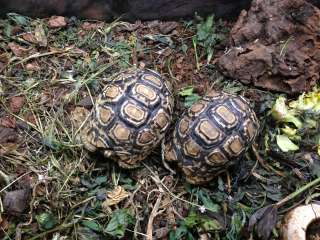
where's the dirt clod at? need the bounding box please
[218,0,320,94]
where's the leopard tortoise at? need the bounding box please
[164,90,259,184]
[81,68,174,168]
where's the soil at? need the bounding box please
[0,0,319,239]
[218,0,320,94]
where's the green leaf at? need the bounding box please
[181,44,188,54]
[105,209,134,238]
[179,87,201,107]
[179,87,194,97]
[7,13,29,26]
[94,176,107,186]
[170,224,189,240]
[201,218,222,231]
[198,190,220,213]
[36,212,57,230]
[184,94,201,107]
[184,211,199,228]
[144,34,174,47]
[81,220,102,232]
[276,135,299,152]
[281,125,297,137]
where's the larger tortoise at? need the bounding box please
[164,90,259,184]
[81,68,174,168]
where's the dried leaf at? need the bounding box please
[159,22,178,34]
[0,142,18,155]
[0,116,16,128]
[48,16,67,28]
[81,22,104,31]
[9,96,25,113]
[0,127,17,144]
[26,62,41,72]
[34,24,47,47]
[8,43,29,57]
[3,188,31,216]
[21,33,38,44]
[249,205,278,240]
[103,186,130,207]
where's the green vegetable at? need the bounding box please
[276,135,299,152]
[271,96,302,129]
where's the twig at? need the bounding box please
[11,48,73,66]
[0,171,31,194]
[143,163,213,212]
[146,191,164,240]
[26,220,79,240]
[276,175,320,207]
[252,146,286,177]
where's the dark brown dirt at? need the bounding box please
[218,0,320,94]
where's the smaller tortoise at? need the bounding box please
[164,90,259,184]
[82,68,174,168]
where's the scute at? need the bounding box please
[103,85,122,101]
[142,73,162,89]
[184,139,201,158]
[152,110,170,132]
[178,118,190,137]
[188,101,207,117]
[206,150,228,166]
[137,129,156,146]
[81,68,174,168]
[195,120,221,145]
[213,105,238,129]
[97,106,114,125]
[121,101,148,127]
[110,123,131,143]
[223,135,244,156]
[164,90,259,185]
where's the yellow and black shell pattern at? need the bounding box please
[82,68,174,168]
[164,90,259,184]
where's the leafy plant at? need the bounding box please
[170,210,222,240]
[104,209,134,238]
[36,212,57,230]
[193,15,225,66]
[179,86,201,107]
[226,210,247,240]
[81,220,102,232]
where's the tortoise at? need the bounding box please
[164,90,259,184]
[81,68,174,168]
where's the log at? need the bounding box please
[0,0,319,21]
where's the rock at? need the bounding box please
[218,0,320,94]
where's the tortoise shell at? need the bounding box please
[82,68,174,168]
[164,90,259,184]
